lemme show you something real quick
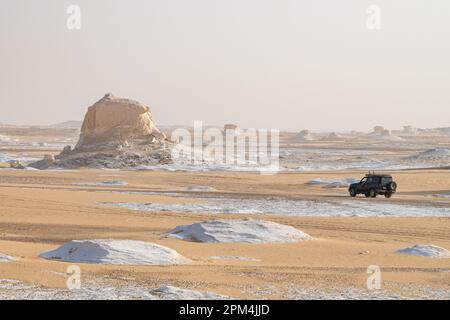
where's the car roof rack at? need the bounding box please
[365,171,392,177]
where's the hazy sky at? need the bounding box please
[1,0,449,131]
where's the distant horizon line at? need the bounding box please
[1,120,449,134]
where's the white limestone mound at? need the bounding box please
[322,132,344,140]
[0,153,39,165]
[75,93,165,149]
[29,94,172,169]
[408,148,450,162]
[306,178,333,185]
[28,154,55,170]
[75,180,128,187]
[371,126,386,134]
[40,239,191,265]
[0,253,15,262]
[167,219,312,244]
[0,135,12,143]
[149,285,230,300]
[436,127,450,135]
[185,185,217,192]
[295,130,314,141]
[210,256,260,262]
[0,280,230,300]
[50,120,83,129]
[434,192,450,198]
[401,125,417,136]
[368,127,403,141]
[396,244,450,258]
[307,178,359,188]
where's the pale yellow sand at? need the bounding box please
[0,169,449,298]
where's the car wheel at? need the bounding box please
[385,192,392,198]
[369,189,377,198]
[388,182,397,191]
[349,188,357,197]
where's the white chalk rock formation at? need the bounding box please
[185,185,217,192]
[295,130,313,141]
[40,239,191,265]
[30,94,172,169]
[396,244,450,258]
[368,127,403,141]
[402,125,417,135]
[167,219,312,244]
[307,177,359,188]
[372,126,386,134]
[75,93,165,150]
[149,286,230,300]
[28,154,55,170]
[323,132,344,140]
[408,148,450,162]
[0,253,15,262]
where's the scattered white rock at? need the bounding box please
[75,180,128,187]
[149,285,230,300]
[0,135,12,143]
[101,197,450,217]
[0,279,229,300]
[306,178,359,188]
[295,130,314,141]
[306,178,332,185]
[28,154,56,170]
[323,132,344,140]
[434,192,450,198]
[167,219,312,244]
[396,245,450,258]
[210,256,261,262]
[358,250,370,255]
[0,153,40,164]
[40,239,191,265]
[408,148,450,162]
[401,125,417,136]
[0,253,15,262]
[368,127,403,141]
[185,185,217,192]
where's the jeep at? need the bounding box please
[348,173,397,198]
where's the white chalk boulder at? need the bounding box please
[396,244,450,258]
[40,239,191,265]
[168,219,312,244]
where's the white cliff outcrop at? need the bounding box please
[29,94,172,169]
[75,93,165,150]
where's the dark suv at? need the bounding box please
[349,173,397,198]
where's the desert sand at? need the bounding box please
[0,96,449,299]
[0,168,449,299]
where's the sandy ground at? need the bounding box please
[0,169,449,299]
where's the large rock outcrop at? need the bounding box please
[75,93,165,151]
[29,94,172,169]
[295,130,313,141]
